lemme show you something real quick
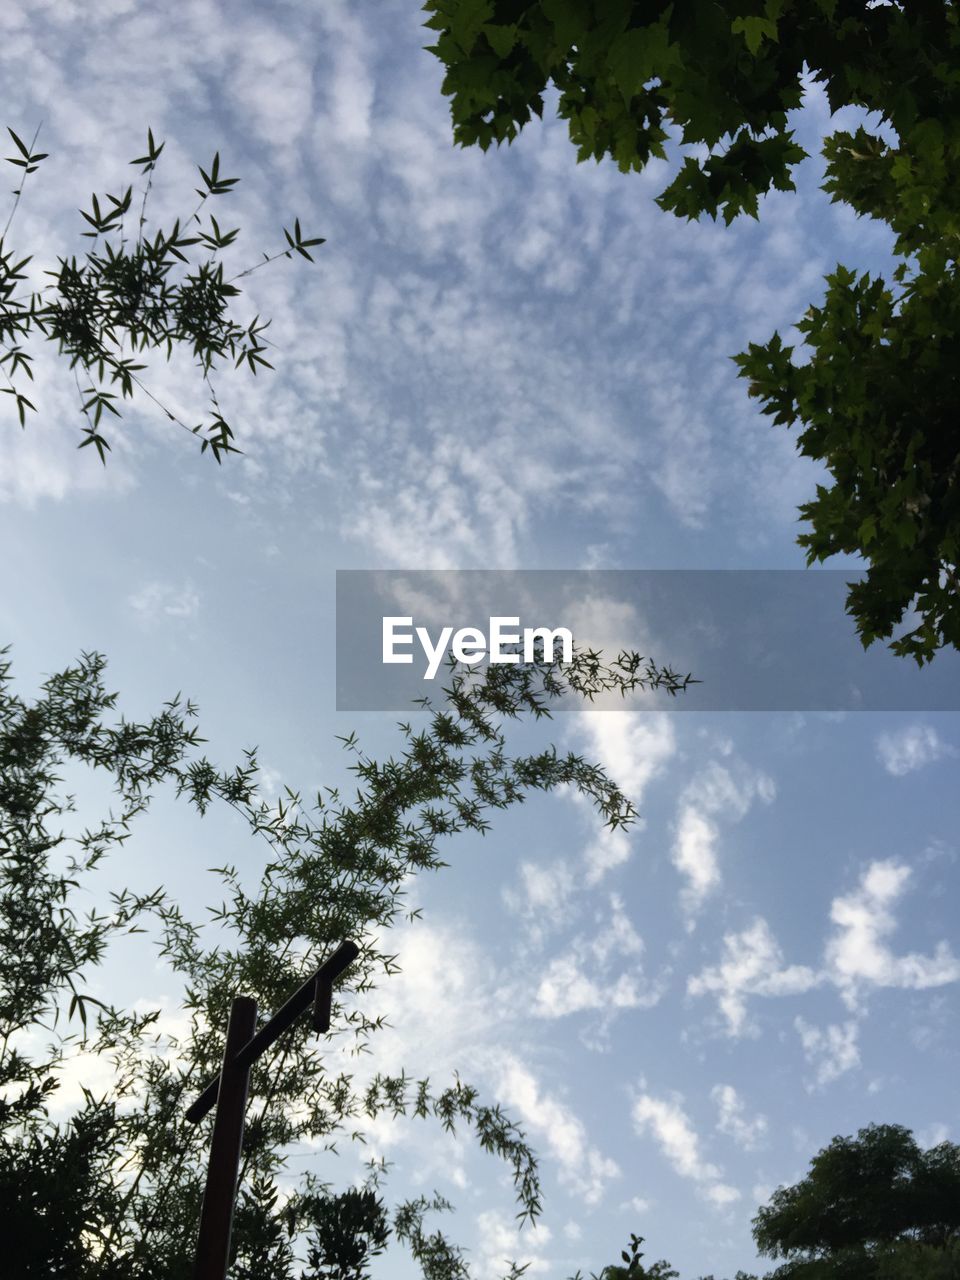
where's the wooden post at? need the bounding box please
[192,995,258,1280]
[186,942,360,1278]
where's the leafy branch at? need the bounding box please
[0,126,325,462]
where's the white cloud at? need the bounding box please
[503,858,576,937]
[224,25,314,149]
[672,805,721,916]
[623,1195,651,1214]
[356,914,623,1208]
[711,1084,768,1151]
[875,724,955,776]
[690,860,960,1035]
[533,953,631,1018]
[631,1088,739,1207]
[685,759,776,820]
[532,954,661,1022]
[632,1093,719,1181]
[582,823,634,885]
[917,1123,950,1149]
[315,4,374,146]
[560,593,675,698]
[497,1056,620,1206]
[703,1182,742,1207]
[794,1018,860,1087]
[333,914,519,1155]
[474,1210,552,1280]
[593,894,645,963]
[687,917,820,1036]
[12,994,191,1119]
[128,580,200,622]
[825,860,960,1008]
[574,711,676,885]
[0,412,135,505]
[576,710,677,801]
[672,760,775,921]
[532,895,664,1025]
[363,918,497,1068]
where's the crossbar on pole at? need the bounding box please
[185,940,359,1125]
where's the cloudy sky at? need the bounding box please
[1,2,959,1277]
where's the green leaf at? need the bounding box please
[481,22,518,59]
[731,15,779,55]
[606,21,679,102]
[7,127,30,158]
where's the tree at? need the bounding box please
[423,1,960,663]
[0,644,694,1278]
[752,1123,960,1279]
[0,126,324,461]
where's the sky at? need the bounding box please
[1,2,959,1278]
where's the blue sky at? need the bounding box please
[1,2,959,1277]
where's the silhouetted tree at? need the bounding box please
[0,645,692,1278]
[753,1123,960,1279]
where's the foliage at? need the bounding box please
[0,126,323,461]
[299,1186,390,1280]
[695,1274,758,1280]
[0,1098,133,1279]
[422,0,813,214]
[752,1123,960,1279]
[423,1,960,662]
[0,644,692,1278]
[733,248,960,663]
[568,1231,679,1280]
[874,1241,960,1280]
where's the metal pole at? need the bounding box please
[192,995,258,1280]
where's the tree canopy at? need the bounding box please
[753,1123,960,1279]
[423,1,960,663]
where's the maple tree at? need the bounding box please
[423,1,960,662]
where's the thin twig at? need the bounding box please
[2,121,43,241]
